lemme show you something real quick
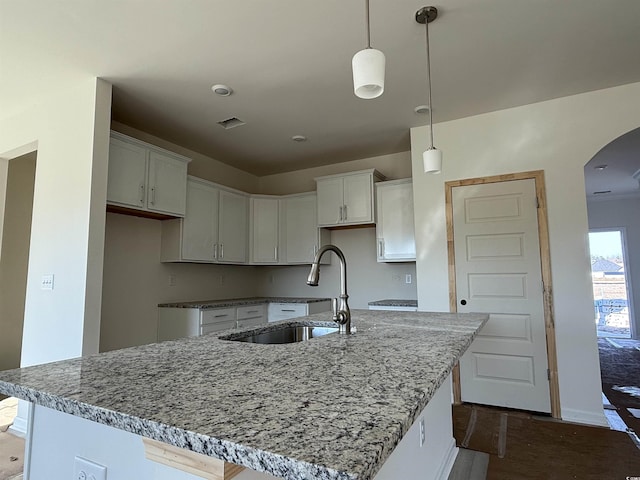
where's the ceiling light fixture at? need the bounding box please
[414,105,430,114]
[352,0,385,99]
[292,135,307,142]
[416,6,442,174]
[211,84,233,96]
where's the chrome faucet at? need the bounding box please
[306,245,352,335]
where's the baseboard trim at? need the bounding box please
[436,438,460,480]
[561,408,609,428]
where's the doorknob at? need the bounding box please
[460,299,467,306]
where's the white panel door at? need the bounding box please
[182,180,218,262]
[107,137,148,208]
[453,178,550,413]
[251,197,279,263]
[218,190,248,263]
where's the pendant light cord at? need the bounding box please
[425,16,434,149]
[365,0,371,49]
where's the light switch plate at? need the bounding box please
[41,274,54,290]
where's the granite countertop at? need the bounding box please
[368,299,418,308]
[158,296,331,309]
[0,310,487,480]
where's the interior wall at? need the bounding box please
[111,121,260,193]
[257,228,417,309]
[258,151,412,195]
[0,77,112,367]
[0,152,36,372]
[100,213,261,352]
[587,196,640,339]
[410,81,640,426]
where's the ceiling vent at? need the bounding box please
[217,117,245,130]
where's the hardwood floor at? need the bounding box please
[453,403,640,480]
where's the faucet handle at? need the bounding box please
[331,298,339,320]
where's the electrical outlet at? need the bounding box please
[405,274,412,284]
[219,274,225,286]
[74,456,107,480]
[419,417,425,447]
[169,274,177,287]
[41,274,54,290]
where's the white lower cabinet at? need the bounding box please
[158,307,240,341]
[267,301,331,322]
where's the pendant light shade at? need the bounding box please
[352,48,386,99]
[352,0,385,99]
[416,6,442,174]
[423,147,442,174]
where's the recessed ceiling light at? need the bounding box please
[414,105,430,114]
[594,164,607,171]
[292,135,307,142]
[211,84,233,96]
[593,190,611,195]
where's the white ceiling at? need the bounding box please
[2,0,640,176]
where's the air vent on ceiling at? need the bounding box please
[217,117,245,130]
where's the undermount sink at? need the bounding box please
[223,325,338,345]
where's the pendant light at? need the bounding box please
[416,6,442,174]
[352,0,386,99]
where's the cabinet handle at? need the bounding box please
[214,314,228,318]
[343,205,347,220]
[274,246,278,261]
[247,310,259,314]
[150,186,156,205]
[378,239,384,258]
[220,243,224,259]
[139,184,145,205]
[281,309,296,312]
[213,244,218,260]
[339,206,343,222]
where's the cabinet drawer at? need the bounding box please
[237,304,267,320]
[201,307,236,325]
[200,320,236,335]
[237,317,266,329]
[268,303,308,322]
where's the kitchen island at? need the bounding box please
[0,310,487,480]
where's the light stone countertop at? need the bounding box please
[0,310,487,480]
[367,299,418,308]
[158,297,331,309]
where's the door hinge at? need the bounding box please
[547,369,551,381]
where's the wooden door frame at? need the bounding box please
[445,170,561,419]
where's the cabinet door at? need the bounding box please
[107,136,148,208]
[147,150,188,216]
[343,173,374,224]
[251,197,279,263]
[182,180,219,261]
[218,190,248,263]
[316,177,344,226]
[284,194,320,263]
[376,182,416,262]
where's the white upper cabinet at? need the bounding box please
[161,177,248,264]
[282,193,330,264]
[250,196,280,264]
[218,190,248,263]
[107,132,189,217]
[315,169,384,227]
[376,179,416,262]
[181,178,219,262]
